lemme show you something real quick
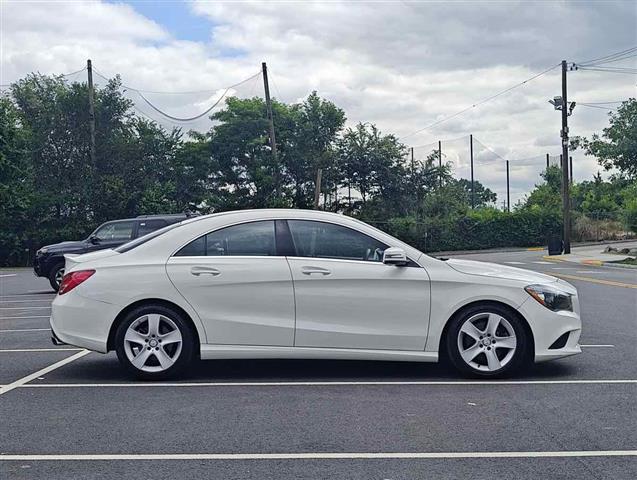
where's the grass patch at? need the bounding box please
[613,257,637,266]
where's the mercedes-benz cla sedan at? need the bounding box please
[51,209,581,379]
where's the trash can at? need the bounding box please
[547,235,563,256]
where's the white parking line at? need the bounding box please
[580,344,615,348]
[0,328,50,333]
[0,315,50,319]
[19,379,637,388]
[0,349,90,396]
[0,274,17,278]
[533,261,553,265]
[1,450,635,461]
[0,348,82,353]
[504,261,525,265]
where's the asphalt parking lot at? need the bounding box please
[1,251,636,479]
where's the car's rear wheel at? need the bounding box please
[446,304,530,377]
[49,263,65,292]
[115,305,195,380]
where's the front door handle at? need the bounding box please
[301,266,331,276]
[191,266,221,276]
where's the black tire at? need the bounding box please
[114,304,195,380]
[445,303,531,378]
[48,262,65,292]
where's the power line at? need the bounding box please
[576,46,637,66]
[400,63,560,140]
[577,66,637,74]
[579,104,617,111]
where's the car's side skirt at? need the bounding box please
[200,344,438,362]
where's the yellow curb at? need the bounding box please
[526,247,544,251]
[552,273,637,289]
[542,255,566,263]
[581,260,603,266]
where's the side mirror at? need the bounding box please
[383,247,408,266]
[89,235,100,245]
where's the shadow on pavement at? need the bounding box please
[38,351,578,383]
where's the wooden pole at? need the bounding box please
[561,60,571,253]
[546,153,549,170]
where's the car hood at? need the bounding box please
[43,240,88,253]
[447,258,559,284]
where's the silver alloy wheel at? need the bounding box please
[457,312,517,372]
[123,314,183,373]
[55,268,65,286]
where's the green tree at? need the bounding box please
[576,98,637,179]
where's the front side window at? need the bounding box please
[287,220,387,262]
[94,221,134,242]
[175,221,276,257]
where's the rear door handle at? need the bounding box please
[301,266,331,276]
[190,266,221,276]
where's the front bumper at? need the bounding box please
[518,293,582,363]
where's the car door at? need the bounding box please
[88,220,135,251]
[166,220,295,346]
[285,220,431,351]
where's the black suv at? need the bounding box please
[34,214,191,291]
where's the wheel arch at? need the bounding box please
[107,298,202,358]
[438,300,535,362]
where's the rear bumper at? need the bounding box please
[50,289,119,353]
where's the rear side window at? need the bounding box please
[137,219,167,237]
[175,221,276,257]
[287,220,387,262]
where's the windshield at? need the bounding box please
[114,222,182,253]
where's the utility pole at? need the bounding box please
[569,156,573,184]
[313,168,323,210]
[438,140,442,187]
[506,160,510,212]
[87,59,96,168]
[546,153,549,171]
[262,62,279,195]
[470,134,475,208]
[560,60,571,253]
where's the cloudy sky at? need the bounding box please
[1,0,636,204]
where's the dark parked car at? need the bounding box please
[34,214,192,291]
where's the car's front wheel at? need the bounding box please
[446,304,530,377]
[115,305,195,380]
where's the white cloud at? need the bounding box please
[1,0,635,205]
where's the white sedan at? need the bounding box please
[51,209,581,379]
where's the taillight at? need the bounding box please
[58,270,95,295]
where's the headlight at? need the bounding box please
[37,247,48,255]
[525,284,573,312]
